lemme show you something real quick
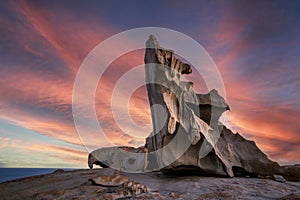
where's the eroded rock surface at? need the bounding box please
[88,146,148,172]
[89,173,148,199]
[1,168,299,200]
[89,174,129,186]
[88,35,296,181]
[281,164,300,182]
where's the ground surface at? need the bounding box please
[0,168,299,200]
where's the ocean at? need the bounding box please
[0,168,76,183]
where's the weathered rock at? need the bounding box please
[281,164,300,182]
[122,180,148,196]
[273,175,286,183]
[189,89,230,125]
[278,193,300,200]
[89,174,129,186]
[143,35,282,177]
[89,174,148,199]
[161,125,283,177]
[88,35,292,180]
[1,168,299,200]
[88,146,148,172]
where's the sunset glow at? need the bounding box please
[0,0,299,168]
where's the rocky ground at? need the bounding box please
[0,168,299,200]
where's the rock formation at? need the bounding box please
[88,35,290,179]
[1,168,300,200]
[89,174,148,199]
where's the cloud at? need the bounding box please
[14,0,112,73]
[0,0,299,167]
[200,1,300,165]
[0,1,145,145]
[0,136,87,167]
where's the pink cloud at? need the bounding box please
[0,0,298,168]
[207,10,299,165]
[0,136,87,167]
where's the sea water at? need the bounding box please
[0,168,75,183]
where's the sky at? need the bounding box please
[0,0,299,168]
